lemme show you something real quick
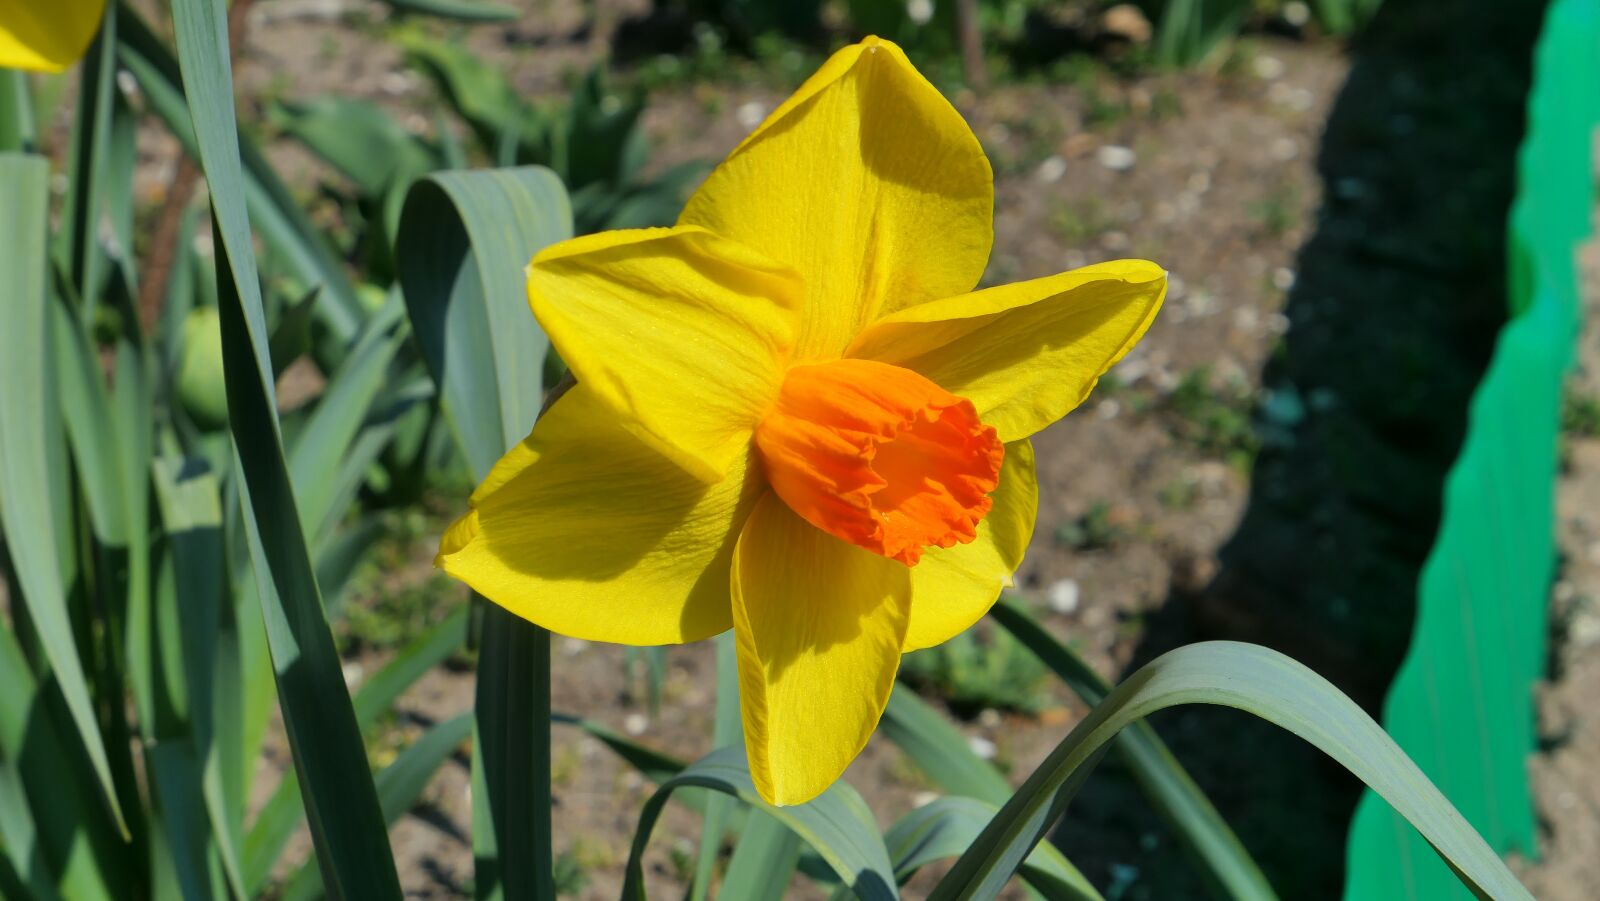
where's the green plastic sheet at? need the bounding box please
[1343,0,1600,896]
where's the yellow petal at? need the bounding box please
[731,492,911,805]
[679,36,993,360]
[847,260,1166,442]
[438,385,763,645]
[528,226,803,483]
[0,0,104,72]
[904,440,1037,651]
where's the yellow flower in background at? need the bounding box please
[0,0,106,72]
[439,36,1166,806]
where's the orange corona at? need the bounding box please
[755,360,1004,565]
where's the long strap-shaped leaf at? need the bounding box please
[989,600,1274,900]
[166,1,402,897]
[621,746,900,901]
[927,641,1533,901]
[396,167,571,901]
[0,152,128,838]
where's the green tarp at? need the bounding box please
[1343,0,1600,896]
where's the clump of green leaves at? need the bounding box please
[901,623,1050,716]
[1561,387,1600,436]
[1054,501,1130,550]
[1164,365,1260,467]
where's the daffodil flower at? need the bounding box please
[0,0,105,72]
[439,36,1166,806]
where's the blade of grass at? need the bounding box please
[0,152,127,837]
[167,0,401,896]
[927,641,1534,901]
[989,599,1274,900]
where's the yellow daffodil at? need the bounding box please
[0,0,106,72]
[439,36,1166,806]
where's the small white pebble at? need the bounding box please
[1100,230,1130,251]
[912,790,940,808]
[968,736,998,760]
[977,709,1002,728]
[1283,1,1311,27]
[379,71,415,97]
[1269,137,1299,161]
[1233,307,1260,333]
[342,661,364,690]
[1035,155,1068,184]
[1265,312,1291,335]
[1272,267,1297,291]
[735,101,767,130]
[1096,144,1137,172]
[623,713,648,736]
[1047,578,1081,615]
[1096,399,1121,420]
[907,0,935,26]
[1252,55,1285,81]
[562,637,589,656]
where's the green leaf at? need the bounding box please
[395,167,570,476]
[927,642,1534,901]
[989,600,1274,900]
[279,714,474,901]
[1150,0,1252,68]
[719,816,801,900]
[0,152,128,837]
[622,747,899,901]
[472,608,554,901]
[117,5,365,346]
[166,0,401,897]
[550,713,688,786]
[0,69,36,152]
[881,797,1100,900]
[384,0,519,21]
[689,633,743,900]
[57,1,119,311]
[395,167,570,901]
[272,96,439,198]
[0,626,120,900]
[149,456,247,899]
[880,686,1014,805]
[286,295,409,544]
[244,607,469,892]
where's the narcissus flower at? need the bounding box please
[439,36,1165,806]
[0,0,106,72]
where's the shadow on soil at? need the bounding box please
[1054,1,1548,897]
